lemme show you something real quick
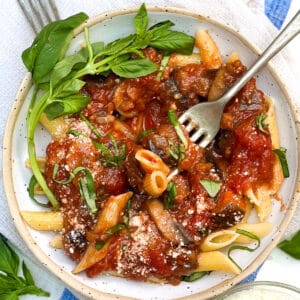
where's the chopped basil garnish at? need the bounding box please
[167,140,185,161]
[157,55,170,79]
[28,175,49,207]
[227,229,261,271]
[273,147,290,178]
[78,169,97,214]
[256,113,269,134]
[168,109,188,148]
[52,165,86,184]
[67,129,89,138]
[199,179,221,197]
[137,129,155,141]
[123,198,132,227]
[181,271,210,282]
[95,134,126,168]
[95,241,106,250]
[278,230,300,259]
[79,113,103,139]
[164,182,177,209]
[106,224,126,236]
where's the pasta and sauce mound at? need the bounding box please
[23,27,285,285]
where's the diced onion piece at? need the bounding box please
[146,199,182,244]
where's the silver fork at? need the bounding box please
[179,10,300,148]
[17,0,60,34]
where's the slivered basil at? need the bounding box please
[168,109,188,148]
[256,113,269,134]
[164,182,177,209]
[181,271,210,282]
[79,113,103,139]
[273,147,289,178]
[27,175,49,207]
[227,229,261,271]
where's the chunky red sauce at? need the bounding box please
[44,47,277,284]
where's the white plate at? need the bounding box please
[3,6,300,300]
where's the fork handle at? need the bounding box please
[220,10,300,104]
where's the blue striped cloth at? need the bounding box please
[59,1,292,299]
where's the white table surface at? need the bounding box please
[0,1,299,299]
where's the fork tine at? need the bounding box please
[198,135,213,148]
[17,0,59,34]
[190,128,206,142]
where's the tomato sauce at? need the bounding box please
[44,47,278,284]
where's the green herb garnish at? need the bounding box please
[27,175,49,207]
[106,224,126,236]
[180,271,210,282]
[167,140,185,161]
[199,179,221,197]
[95,241,106,250]
[79,113,103,139]
[137,129,155,141]
[168,109,188,147]
[164,182,177,209]
[227,229,261,271]
[95,134,126,168]
[278,230,300,259]
[23,4,194,209]
[273,147,290,178]
[0,234,50,298]
[256,113,269,134]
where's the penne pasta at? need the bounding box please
[25,156,46,173]
[200,229,239,252]
[195,29,222,69]
[93,192,132,234]
[196,251,241,274]
[50,233,63,249]
[21,211,63,231]
[72,240,110,274]
[39,113,69,140]
[168,53,202,67]
[135,149,170,175]
[231,222,273,243]
[143,170,168,197]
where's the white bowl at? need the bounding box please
[3,6,300,300]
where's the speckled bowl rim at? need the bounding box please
[3,6,300,300]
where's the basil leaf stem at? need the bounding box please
[227,229,261,271]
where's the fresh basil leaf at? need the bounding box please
[51,42,104,89]
[22,261,35,285]
[149,30,195,54]
[181,271,210,282]
[199,179,221,197]
[0,237,19,277]
[273,147,290,178]
[278,230,300,259]
[134,3,148,36]
[78,171,97,214]
[22,12,88,84]
[111,58,157,78]
[106,224,126,236]
[53,78,86,98]
[100,34,136,57]
[45,94,90,120]
[79,113,103,139]
[148,20,174,32]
